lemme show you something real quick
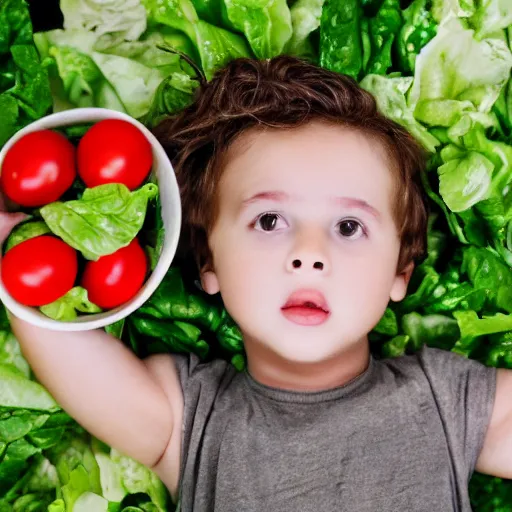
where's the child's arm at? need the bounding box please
[10,317,178,471]
[475,369,512,476]
[0,208,180,480]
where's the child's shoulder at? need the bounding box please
[381,344,491,374]
[377,345,497,402]
[172,352,234,377]
[171,352,239,396]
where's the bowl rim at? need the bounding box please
[0,107,181,332]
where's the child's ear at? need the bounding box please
[200,264,220,295]
[389,261,415,302]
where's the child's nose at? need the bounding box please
[285,229,331,274]
[291,259,324,271]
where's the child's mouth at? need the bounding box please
[281,289,330,326]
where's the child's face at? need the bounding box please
[201,122,412,364]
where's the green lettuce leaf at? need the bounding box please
[469,0,512,39]
[431,0,476,24]
[49,499,66,512]
[143,0,251,80]
[435,122,512,252]
[34,30,126,113]
[0,363,77,496]
[454,310,512,346]
[0,330,30,378]
[221,0,293,58]
[409,18,512,127]
[47,435,102,511]
[73,492,110,511]
[360,74,440,152]
[40,183,158,261]
[438,151,494,211]
[109,449,168,511]
[35,29,189,118]
[40,287,102,322]
[142,70,199,128]
[92,442,126,502]
[285,0,325,58]
[90,51,179,119]
[433,0,512,40]
[60,0,147,43]
[0,364,58,411]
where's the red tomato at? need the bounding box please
[1,236,78,306]
[77,120,153,190]
[1,130,76,207]
[81,238,148,309]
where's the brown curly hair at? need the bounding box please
[154,55,429,273]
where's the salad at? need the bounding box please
[0,119,160,320]
[0,0,511,510]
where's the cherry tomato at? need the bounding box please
[1,130,76,207]
[81,238,148,309]
[2,236,78,306]
[77,120,153,190]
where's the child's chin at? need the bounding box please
[275,340,343,365]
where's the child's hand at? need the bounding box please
[0,211,27,247]
[0,190,27,249]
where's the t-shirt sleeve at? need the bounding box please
[172,354,236,425]
[171,354,236,488]
[173,353,233,393]
[417,346,497,476]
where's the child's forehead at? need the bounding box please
[225,121,389,169]
[217,122,395,210]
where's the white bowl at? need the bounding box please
[0,108,181,331]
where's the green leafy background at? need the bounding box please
[1,0,512,510]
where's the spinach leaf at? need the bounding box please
[4,221,50,253]
[0,0,52,147]
[319,0,363,79]
[402,312,460,351]
[366,0,402,75]
[373,308,398,336]
[396,0,437,74]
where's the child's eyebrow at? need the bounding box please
[332,196,381,220]
[241,191,290,207]
[240,191,381,220]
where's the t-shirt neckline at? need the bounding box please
[243,356,375,404]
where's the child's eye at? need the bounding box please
[336,219,365,239]
[254,213,287,232]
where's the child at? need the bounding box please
[4,56,512,511]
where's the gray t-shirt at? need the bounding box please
[173,346,496,512]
